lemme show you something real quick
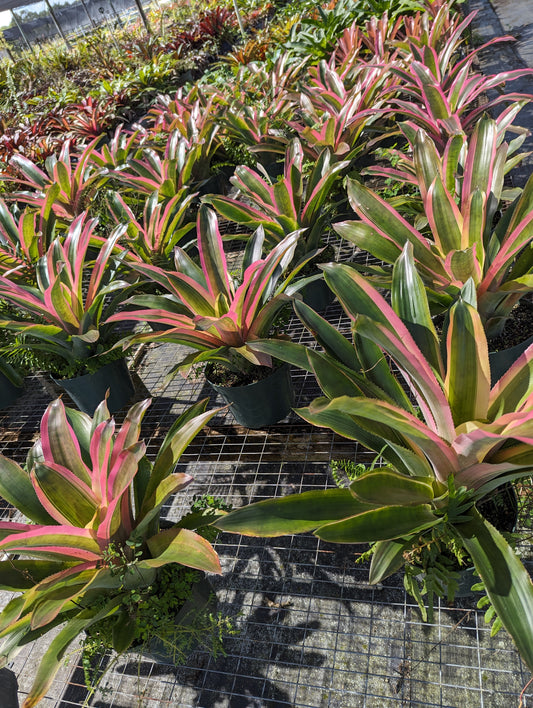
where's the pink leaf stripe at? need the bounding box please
[478,210,533,294]
[197,207,232,301]
[30,462,97,525]
[0,526,100,561]
[107,444,145,501]
[90,420,115,503]
[110,399,151,468]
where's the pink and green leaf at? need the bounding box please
[90,419,115,503]
[214,488,372,536]
[31,462,98,527]
[0,526,101,561]
[107,442,145,501]
[315,504,440,544]
[425,175,463,254]
[346,178,447,278]
[40,399,91,486]
[315,396,458,481]
[488,341,533,416]
[0,455,55,525]
[110,399,152,468]
[355,316,455,439]
[197,206,232,301]
[144,526,221,574]
[445,297,490,425]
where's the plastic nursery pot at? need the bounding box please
[0,667,19,708]
[301,277,335,312]
[489,334,533,383]
[53,358,135,415]
[0,372,23,410]
[138,575,216,665]
[207,363,294,429]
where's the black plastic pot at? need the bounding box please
[207,363,294,428]
[0,668,19,708]
[489,334,533,382]
[0,372,23,410]
[301,277,335,312]
[53,358,135,415]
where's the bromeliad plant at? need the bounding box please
[112,205,307,379]
[0,213,136,377]
[5,138,110,222]
[0,394,225,708]
[283,0,365,63]
[0,197,57,281]
[108,188,196,268]
[335,116,533,337]
[211,55,304,161]
[385,10,533,149]
[216,96,294,162]
[216,243,533,672]
[112,128,219,201]
[53,96,121,140]
[146,87,222,142]
[331,13,403,71]
[283,0,425,63]
[361,103,528,213]
[205,138,349,255]
[291,60,395,164]
[89,125,146,171]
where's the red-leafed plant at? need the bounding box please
[197,7,237,40]
[58,96,121,139]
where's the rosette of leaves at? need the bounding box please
[0,395,225,708]
[110,205,311,378]
[7,138,110,222]
[0,212,136,377]
[205,138,349,256]
[384,9,533,150]
[0,197,57,282]
[108,188,196,268]
[216,243,533,672]
[335,116,533,337]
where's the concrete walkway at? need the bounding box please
[467,0,533,186]
[488,0,533,67]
